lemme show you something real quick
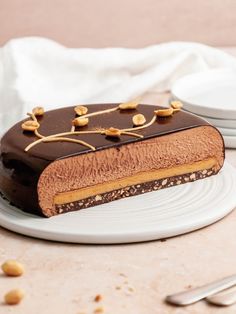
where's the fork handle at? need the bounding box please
[166,274,236,306]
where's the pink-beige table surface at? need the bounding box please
[1,50,236,314]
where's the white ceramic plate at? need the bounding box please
[0,162,236,244]
[171,68,236,119]
[197,115,236,129]
[222,135,236,149]
[181,109,236,129]
[217,127,236,137]
[180,107,236,129]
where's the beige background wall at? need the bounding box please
[0,0,236,48]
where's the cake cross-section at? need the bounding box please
[0,102,224,217]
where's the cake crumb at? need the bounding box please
[94,306,104,313]
[124,285,135,296]
[119,272,127,277]
[115,286,121,290]
[160,238,167,242]
[94,294,102,302]
[185,284,192,289]
[127,286,135,292]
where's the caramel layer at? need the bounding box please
[54,158,216,205]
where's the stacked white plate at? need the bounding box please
[171,68,236,148]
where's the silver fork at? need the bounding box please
[166,274,236,306]
[206,285,236,306]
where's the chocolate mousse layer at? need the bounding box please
[0,103,225,217]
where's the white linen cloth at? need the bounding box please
[1,37,236,132]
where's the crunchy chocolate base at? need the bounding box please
[55,167,217,215]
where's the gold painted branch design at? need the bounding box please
[22,100,183,152]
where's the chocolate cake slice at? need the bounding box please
[0,102,224,217]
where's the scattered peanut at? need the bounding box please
[94,294,102,302]
[170,100,183,111]
[4,289,24,305]
[21,120,40,131]
[104,127,121,138]
[94,306,104,313]
[154,108,174,117]
[72,117,89,127]
[74,105,88,116]
[1,260,24,277]
[119,101,139,110]
[132,113,146,126]
[32,106,44,116]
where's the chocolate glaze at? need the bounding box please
[0,104,212,216]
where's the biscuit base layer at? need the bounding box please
[54,159,217,215]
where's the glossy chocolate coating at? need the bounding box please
[0,104,209,215]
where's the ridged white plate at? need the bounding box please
[222,135,236,149]
[182,110,236,130]
[217,127,236,137]
[0,162,236,244]
[202,116,236,129]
